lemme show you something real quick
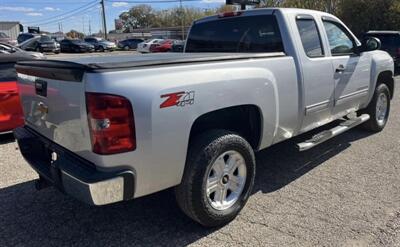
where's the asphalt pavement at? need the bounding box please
[0,76,399,246]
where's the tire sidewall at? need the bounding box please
[192,133,255,224]
[371,84,390,129]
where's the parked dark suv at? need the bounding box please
[117,38,144,50]
[17,33,39,44]
[364,31,400,69]
[60,39,94,53]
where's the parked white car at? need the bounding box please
[137,39,164,53]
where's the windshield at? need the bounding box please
[71,40,85,44]
[186,15,284,53]
[40,36,52,42]
[0,32,9,38]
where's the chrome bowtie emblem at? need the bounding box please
[37,102,49,114]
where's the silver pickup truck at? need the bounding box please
[14,8,394,227]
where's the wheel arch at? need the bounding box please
[377,70,394,99]
[188,104,263,151]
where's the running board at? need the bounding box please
[297,114,370,151]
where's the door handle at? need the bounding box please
[336,65,345,73]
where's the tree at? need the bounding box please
[119,5,155,31]
[339,0,400,35]
[259,0,284,7]
[280,0,341,13]
[116,1,400,36]
[66,29,84,39]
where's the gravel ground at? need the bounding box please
[0,78,399,247]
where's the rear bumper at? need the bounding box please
[14,126,135,205]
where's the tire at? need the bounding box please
[360,83,391,132]
[99,46,105,52]
[175,130,256,227]
[124,45,130,51]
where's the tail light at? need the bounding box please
[86,92,136,155]
[218,11,242,18]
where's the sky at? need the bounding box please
[0,0,225,34]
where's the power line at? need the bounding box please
[23,0,99,25]
[106,0,202,3]
[3,1,95,4]
[26,2,99,27]
[100,0,107,39]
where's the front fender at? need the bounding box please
[366,51,394,107]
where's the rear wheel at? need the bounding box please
[99,46,105,52]
[175,130,256,227]
[124,45,130,51]
[360,83,391,132]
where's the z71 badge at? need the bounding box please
[160,91,195,108]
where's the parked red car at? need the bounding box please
[149,39,174,53]
[0,53,35,133]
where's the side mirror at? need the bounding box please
[364,37,381,52]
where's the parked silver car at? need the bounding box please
[84,37,116,52]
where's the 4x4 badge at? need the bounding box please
[160,91,195,108]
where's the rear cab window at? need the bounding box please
[296,16,324,58]
[185,15,284,53]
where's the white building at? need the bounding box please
[0,22,21,40]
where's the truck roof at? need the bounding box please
[195,7,337,24]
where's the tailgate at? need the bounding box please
[16,61,92,153]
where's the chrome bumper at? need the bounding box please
[14,126,135,206]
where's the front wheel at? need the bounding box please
[175,130,256,227]
[99,46,105,52]
[359,83,391,132]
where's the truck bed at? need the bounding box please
[16,52,286,79]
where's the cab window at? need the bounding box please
[323,21,354,55]
[296,18,324,58]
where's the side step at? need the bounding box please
[297,114,370,151]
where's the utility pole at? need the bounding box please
[180,0,184,40]
[89,18,92,35]
[100,0,107,39]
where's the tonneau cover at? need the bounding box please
[17,52,286,71]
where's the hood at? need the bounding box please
[100,40,115,45]
[23,51,46,59]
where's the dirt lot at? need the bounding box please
[0,77,399,246]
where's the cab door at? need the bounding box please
[321,18,371,116]
[295,15,336,132]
